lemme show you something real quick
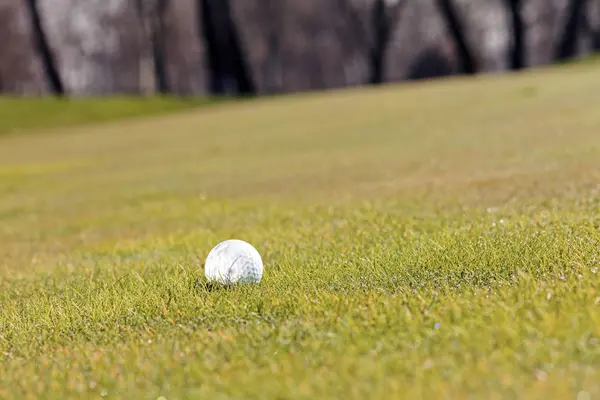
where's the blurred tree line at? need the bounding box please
[0,0,598,97]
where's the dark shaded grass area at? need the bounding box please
[0,96,228,137]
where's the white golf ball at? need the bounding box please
[204,239,264,285]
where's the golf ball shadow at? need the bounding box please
[194,278,233,292]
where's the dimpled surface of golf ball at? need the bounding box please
[204,239,263,285]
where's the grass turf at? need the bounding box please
[1,62,600,399]
[0,96,224,137]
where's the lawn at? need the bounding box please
[1,63,600,399]
[0,96,223,137]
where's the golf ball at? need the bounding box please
[204,239,263,285]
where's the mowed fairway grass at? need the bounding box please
[1,62,600,399]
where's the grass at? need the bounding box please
[0,96,224,137]
[1,62,600,399]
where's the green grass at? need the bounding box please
[0,96,224,137]
[1,63,600,399]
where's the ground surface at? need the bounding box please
[1,63,600,399]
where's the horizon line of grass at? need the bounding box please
[1,52,598,138]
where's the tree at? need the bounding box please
[198,0,255,95]
[554,0,589,61]
[136,0,170,94]
[258,0,284,94]
[369,0,406,84]
[23,0,65,95]
[337,0,407,85]
[504,0,525,70]
[580,3,600,50]
[435,0,478,74]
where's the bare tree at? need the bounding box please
[554,0,589,61]
[580,1,600,50]
[0,8,11,92]
[162,0,207,95]
[595,0,600,50]
[198,0,255,95]
[23,0,65,95]
[337,0,407,85]
[136,0,170,93]
[262,0,284,94]
[504,0,525,70]
[435,0,478,74]
[369,0,406,84]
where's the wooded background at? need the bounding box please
[1,0,599,97]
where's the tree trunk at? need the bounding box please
[436,0,478,74]
[370,0,390,84]
[23,0,65,95]
[136,0,170,94]
[505,0,525,70]
[554,0,588,61]
[198,0,255,95]
[151,0,169,93]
